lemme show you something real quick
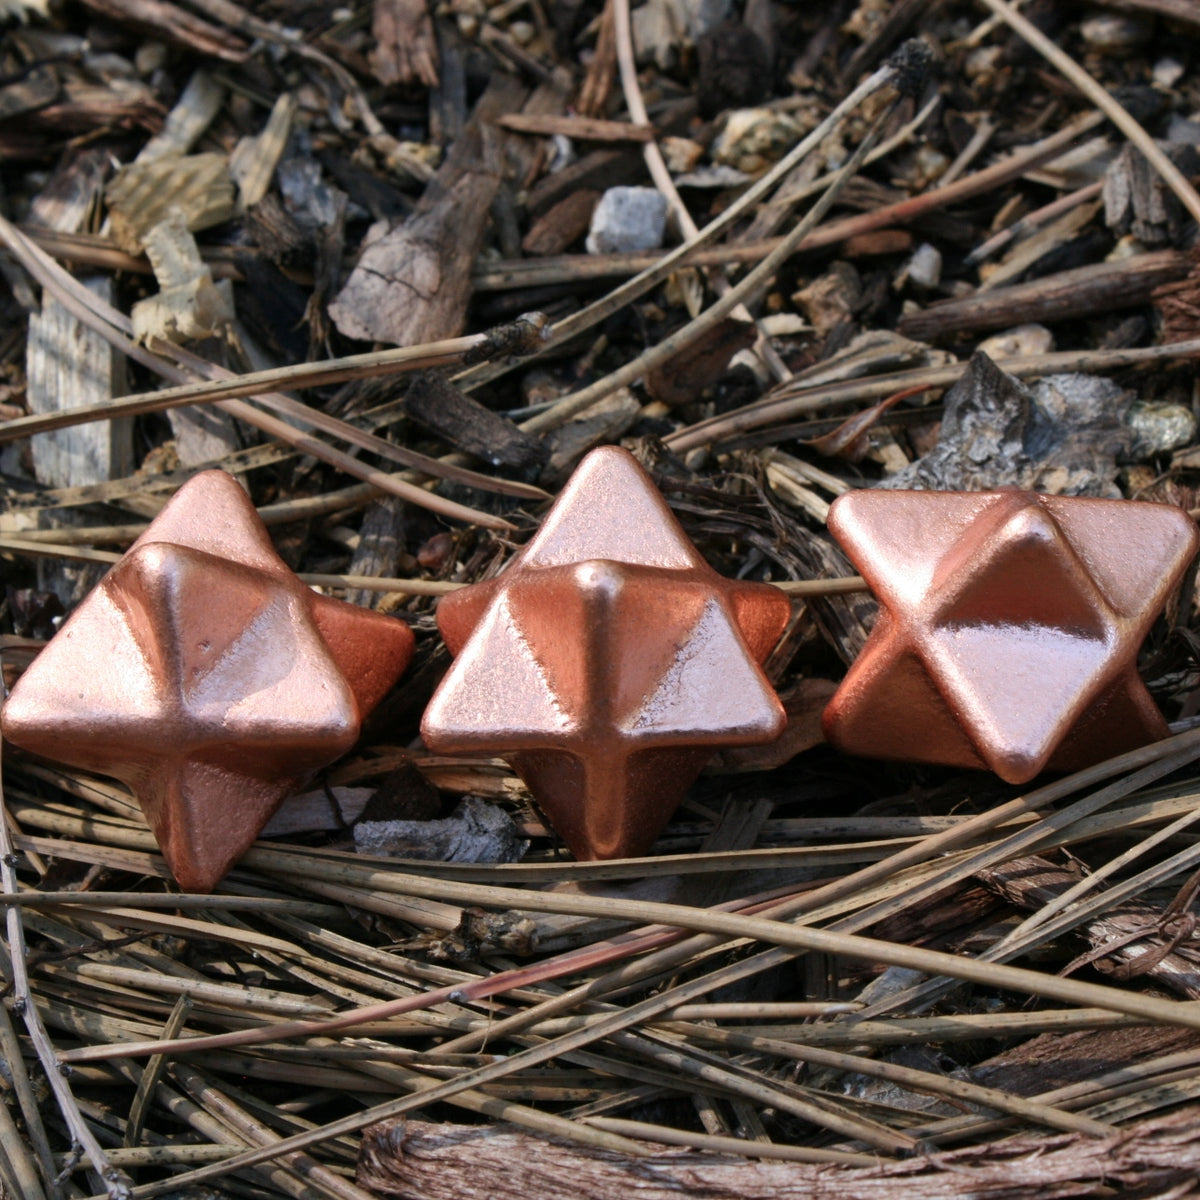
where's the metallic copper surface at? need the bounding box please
[421,446,790,860]
[2,471,414,891]
[822,489,1199,784]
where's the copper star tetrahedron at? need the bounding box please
[421,446,790,860]
[822,489,1200,783]
[1,471,414,890]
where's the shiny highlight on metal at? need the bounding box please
[421,446,790,860]
[2,471,414,891]
[822,489,1199,783]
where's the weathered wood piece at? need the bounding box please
[405,373,546,471]
[106,153,236,253]
[76,0,249,61]
[522,189,600,256]
[495,113,654,142]
[345,496,408,609]
[897,250,1190,341]
[525,148,646,219]
[646,318,756,408]
[26,282,131,492]
[330,74,541,346]
[371,0,439,87]
[24,151,132,603]
[1104,143,1200,246]
[358,1112,1200,1199]
[230,92,297,210]
[978,855,1200,1000]
[137,69,225,164]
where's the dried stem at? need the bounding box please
[980,0,1200,225]
[0,745,133,1200]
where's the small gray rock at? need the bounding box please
[586,187,669,255]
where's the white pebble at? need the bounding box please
[586,187,669,255]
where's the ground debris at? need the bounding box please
[4,0,1200,1196]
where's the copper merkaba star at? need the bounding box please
[822,489,1199,784]
[2,471,414,890]
[421,446,790,860]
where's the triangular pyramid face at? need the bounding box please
[502,566,602,722]
[1049,670,1167,771]
[1,581,163,771]
[127,470,289,577]
[1043,496,1200,620]
[150,758,293,892]
[187,590,358,755]
[727,583,792,663]
[823,618,988,771]
[308,593,415,718]
[422,592,575,751]
[923,622,1113,781]
[511,745,710,859]
[620,596,783,742]
[111,545,274,701]
[933,504,1108,636]
[435,579,501,656]
[521,447,703,571]
[829,490,1001,613]
[606,572,708,727]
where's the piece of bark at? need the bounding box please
[371,0,439,87]
[137,69,224,164]
[429,21,467,147]
[229,92,297,209]
[522,189,601,256]
[495,113,654,142]
[843,230,913,258]
[897,251,1190,342]
[27,283,131,493]
[106,153,237,253]
[977,855,1200,1000]
[307,186,348,359]
[576,0,616,118]
[646,318,757,407]
[525,148,645,220]
[28,146,110,231]
[346,496,408,609]
[405,373,547,471]
[359,1111,1200,1200]
[0,64,59,121]
[973,1024,1200,1099]
[262,786,374,836]
[542,388,642,484]
[1104,142,1200,246]
[244,193,312,268]
[23,153,132,604]
[329,74,530,346]
[76,0,249,61]
[22,77,163,137]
